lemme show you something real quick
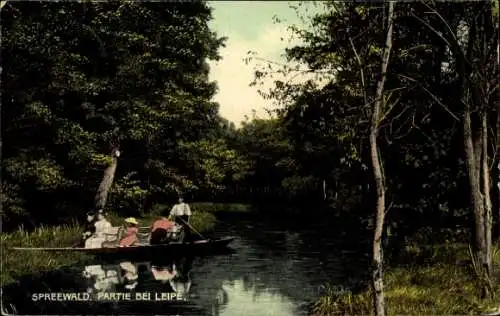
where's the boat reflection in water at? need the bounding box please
[79,256,234,315]
[118,261,139,290]
[81,257,195,299]
[165,257,192,300]
[82,264,120,293]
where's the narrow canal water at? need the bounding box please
[2,214,370,315]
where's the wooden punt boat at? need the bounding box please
[12,237,235,257]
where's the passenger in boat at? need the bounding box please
[94,209,112,234]
[169,197,192,242]
[119,217,139,247]
[83,211,96,237]
[76,211,96,247]
[85,210,113,248]
[150,216,176,245]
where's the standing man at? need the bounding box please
[169,197,192,242]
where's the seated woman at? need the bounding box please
[150,216,176,245]
[76,211,96,247]
[85,210,113,248]
[119,217,139,247]
[94,210,112,234]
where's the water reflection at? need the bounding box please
[218,279,295,316]
[151,264,176,283]
[119,261,139,290]
[3,217,368,315]
[167,257,192,299]
[83,264,120,293]
[81,257,195,300]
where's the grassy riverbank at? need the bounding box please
[1,224,89,286]
[1,203,248,286]
[184,202,253,214]
[312,243,500,315]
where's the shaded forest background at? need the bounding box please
[1,0,499,251]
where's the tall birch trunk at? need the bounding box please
[371,3,395,316]
[497,158,500,241]
[464,100,490,296]
[495,0,500,242]
[482,112,492,275]
[94,149,120,211]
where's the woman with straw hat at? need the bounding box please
[119,217,139,247]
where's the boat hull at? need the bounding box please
[12,237,235,258]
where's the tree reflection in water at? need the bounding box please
[211,287,229,316]
[217,279,296,316]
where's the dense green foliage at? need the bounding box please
[248,1,499,238]
[1,1,247,230]
[2,1,497,237]
[1,0,499,314]
[246,1,498,314]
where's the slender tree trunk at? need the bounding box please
[464,101,489,296]
[323,179,326,200]
[94,149,120,211]
[370,3,395,316]
[497,158,500,241]
[483,111,493,274]
[144,136,152,213]
[496,0,500,241]
[494,103,500,239]
[464,105,485,252]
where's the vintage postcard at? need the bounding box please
[2,1,499,316]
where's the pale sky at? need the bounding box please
[207,1,324,127]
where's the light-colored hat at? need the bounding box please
[124,217,138,225]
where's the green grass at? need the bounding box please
[1,207,219,286]
[190,202,253,213]
[1,224,91,286]
[188,211,217,233]
[147,202,252,216]
[313,243,500,316]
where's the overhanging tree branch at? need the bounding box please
[396,74,460,121]
[349,35,369,110]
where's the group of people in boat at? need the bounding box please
[80,197,193,249]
